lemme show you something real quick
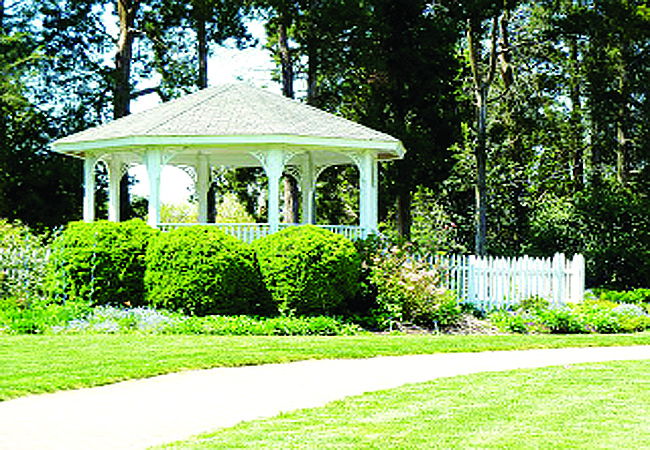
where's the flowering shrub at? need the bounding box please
[369,245,461,329]
[0,220,51,301]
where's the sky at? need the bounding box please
[129,20,279,205]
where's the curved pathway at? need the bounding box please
[1,346,649,449]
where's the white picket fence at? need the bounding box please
[425,253,585,311]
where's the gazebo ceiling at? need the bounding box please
[51,83,406,168]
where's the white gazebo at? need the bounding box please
[51,83,405,241]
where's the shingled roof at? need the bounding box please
[52,83,405,164]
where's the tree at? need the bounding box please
[257,0,304,223]
[143,0,251,93]
[0,28,82,230]
[443,0,519,255]
[358,0,462,239]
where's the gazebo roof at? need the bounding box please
[52,83,405,167]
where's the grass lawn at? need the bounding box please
[160,359,650,449]
[1,332,649,401]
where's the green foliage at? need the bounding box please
[0,30,83,231]
[159,202,198,223]
[595,289,650,311]
[575,182,650,289]
[145,226,271,316]
[368,244,462,329]
[214,193,254,223]
[252,225,361,316]
[163,314,361,336]
[490,298,650,334]
[409,186,467,254]
[526,180,650,290]
[0,296,90,335]
[50,220,157,307]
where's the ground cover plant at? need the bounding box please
[489,296,650,334]
[1,333,649,401]
[161,359,650,449]
[0,301,361,336]
[594,288,650,311]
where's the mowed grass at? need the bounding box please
[162,359,650,449]
[1,333,649,401]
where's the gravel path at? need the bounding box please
[1,346,649,450]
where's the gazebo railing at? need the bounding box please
[159,223,366,243]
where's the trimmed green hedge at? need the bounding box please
[145,226,272,316]
[49,220,156,306]
[252,225,361,316]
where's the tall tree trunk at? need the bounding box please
[475,88,488,256]
[467,15,498,256]
[0,0,5,34]
[306,0,318,106]
[396,191,412,241]
[498,8,526,246]
[197,16,208,89]
[616,43,630,185]
[114,0,138,119]
[194,10,215,221]
[568,34,584,192]
[278,17,294,99]
[115,0,139,219]
[277,13,299,223]
[282,175,299,224]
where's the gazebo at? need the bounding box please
[51,83,406,241]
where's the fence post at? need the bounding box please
[569,254,585,304]
[468,255,476,308]
[551,253,565,307]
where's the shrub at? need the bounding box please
[369,244,462,329]
[252,225,361,316]
[48,220,156,306]
[145,226,272,316]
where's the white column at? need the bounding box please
[265,150,285,233]
[145,150,163,228]
[300,153,316,224]
[107,156,123,222]
[196,155,210,223]
[357,151,378,233]
[83,156,97,223]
